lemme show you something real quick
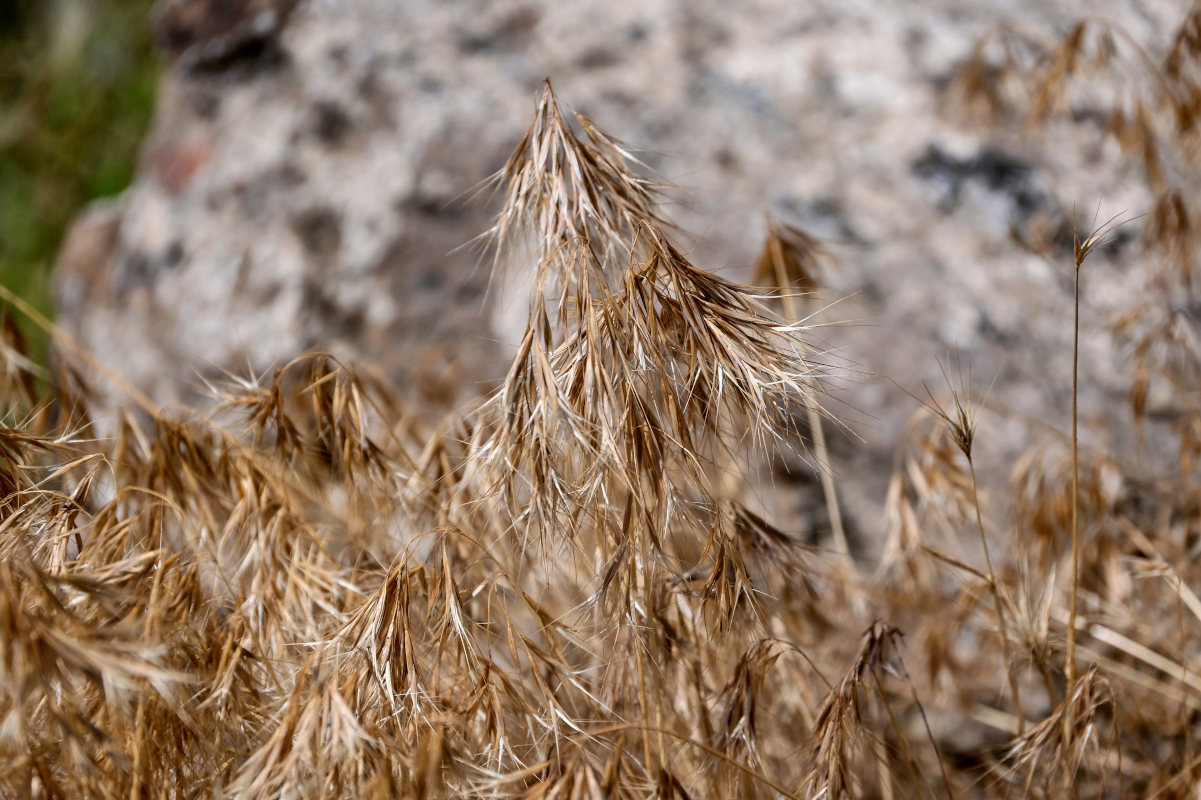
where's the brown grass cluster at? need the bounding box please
[4,4,1201,795]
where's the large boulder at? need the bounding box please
[53,0,1183,545]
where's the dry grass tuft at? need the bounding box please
[8,15,1201,792]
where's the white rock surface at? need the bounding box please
[53,0,1185,548]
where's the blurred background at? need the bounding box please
[1,0,1191,546]
[0,0,159,357]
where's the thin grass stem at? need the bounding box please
[769,242,851,567]
[1067,251,1082,687]
[968,458,1025,733]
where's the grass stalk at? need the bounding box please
[1067,261,1081,687]
[967,458,1025,733]
[919,367,1025,732]
[766,228,851,564]
[1064,214,1123,686]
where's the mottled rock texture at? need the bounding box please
[53,0,1183,547]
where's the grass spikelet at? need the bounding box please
[993,665,1116,797]
[470,85,827,569]
[805,622,910,800]
[483,79,670,309]
[753,217,829,298]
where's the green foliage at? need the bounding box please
[0,0,160,350]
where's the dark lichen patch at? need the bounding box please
[772,194,863,245]
[154,0,298,75]
[290,207,343,259]
[163,240,186,269]
[112,251,154,295]
[189,90,222,120]
[189,38,292,80]
[298,277,364,346]
[111,239,188,295]
[912,144,1050,218]
[455,7,541,54]
[576,47,621,71]
[309,101,354,147]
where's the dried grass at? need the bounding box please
[6,10,1201,793]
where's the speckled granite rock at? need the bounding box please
[53,0,1184,546]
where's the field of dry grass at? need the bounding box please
[3,5,1201,798]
